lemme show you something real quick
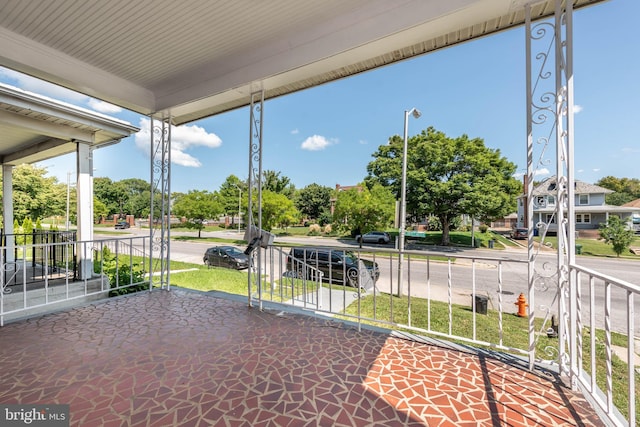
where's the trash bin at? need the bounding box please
[488,240,494,249]
[575,244,582,254]
[473,295,488,315]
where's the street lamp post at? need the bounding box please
[397,107,421,296]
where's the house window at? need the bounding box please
[545,214,556,224]
[576,214,591,224]
[536,196,546,207]
[578,194,589,205]
[547,196,555,206]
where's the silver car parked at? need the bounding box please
[355,231,391,244]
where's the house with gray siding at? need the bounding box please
[516,176,640,234]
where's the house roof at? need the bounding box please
[0,0,605,126]
[532,176,613,196]
[622,199,640,208]
[0,83,139,165]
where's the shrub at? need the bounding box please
[479,224,488,233]
[308,223,322,236]
[427,216,441,231]
[323,224,332,234]
[94,246,148,296]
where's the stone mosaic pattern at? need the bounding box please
[0,289,604,426]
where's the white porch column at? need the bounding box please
[2,164,14,264]
[76,142,94,279]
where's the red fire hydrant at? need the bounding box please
[515,293,528,317]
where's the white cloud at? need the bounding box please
[134,118,223,167]
[513,168,550,178]
[535,168,550,176]
[301,135,336,151]
[88,98,122,114]
[359,139,368,145]
[573,104,583,113]
[290,129,299,135]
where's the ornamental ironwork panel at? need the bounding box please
[150,116,171,291]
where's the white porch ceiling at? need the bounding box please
[0,0,605,126]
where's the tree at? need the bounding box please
[93,177,122,217]
[295,183,333,222]
[262,170,295,198]
[598,215,635,257]
[120,178,152,218]
[218,175,246,227]
[331,183,395,243]
[6,164,65,221]
[596,176,640,206]
[94,177,153,218]
[257,190,300,231]
[94,198,109,223]
[366,127,521,245]
[172,190,223,237]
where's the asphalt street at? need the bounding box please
[98,226,640,336]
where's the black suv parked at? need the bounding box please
[286,247,379,287]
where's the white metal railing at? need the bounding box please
[259,246,325,309]
[1,236,151,326]
[570,263,638,427]
[250,244,638,426]
[255,245,530,353]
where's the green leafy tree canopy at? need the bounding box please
[598,215,635,257]
[218,175,246,226]
[366,127,521,245]
[262,170,296,198]
[596,176,640,206]
[295,183,333,222]
[331,183,395,241]
[172,190,222,238]
[2,164,64,222]
[255,190,300,231]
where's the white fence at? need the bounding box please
[250,244,638,426]
[1,236,151,326]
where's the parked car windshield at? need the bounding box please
[344,251,360,263]
[224,247,244,256]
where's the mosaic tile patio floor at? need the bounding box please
[0,289,604,426]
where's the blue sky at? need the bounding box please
[1,0,638,194]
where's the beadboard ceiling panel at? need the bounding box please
[0,0,606,125]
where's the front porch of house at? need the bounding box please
[0,288,603,426]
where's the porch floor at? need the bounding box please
[0,289,604,426]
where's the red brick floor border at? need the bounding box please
[0,289,604,426]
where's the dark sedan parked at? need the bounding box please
[203,246,249,270]
[286,247,379,288]
[510,227,528,240]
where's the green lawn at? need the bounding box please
[170,265,318,303]
[535,235,640,258]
